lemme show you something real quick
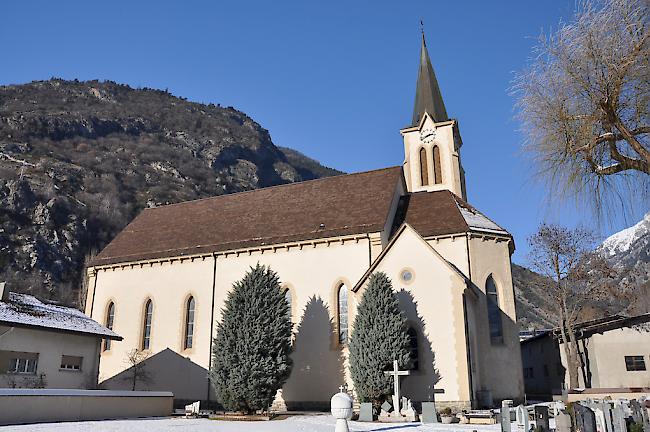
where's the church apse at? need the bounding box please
[279,296,345,411]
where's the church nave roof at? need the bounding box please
[91,167,404,266]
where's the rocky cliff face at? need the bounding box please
[0,79,341,305]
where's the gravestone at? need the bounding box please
[534,405,550,432]
[639,397,650,432]
[599,402,614,432]
[421,402,438,424]
[574,403,597,432]
[400,398,418,422]
[421,387,444,424]
[630,400,643,425]
[379,360,414,422]
[358,403,373,422]
[555,409,572,432]
[384,360,410,416]
[612,402,627,432]
[589,404,608,432]
[515,405,529,432]
[501,400,513,432]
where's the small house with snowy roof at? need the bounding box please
[0,282,122,390]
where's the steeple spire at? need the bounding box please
[412,30,448,126]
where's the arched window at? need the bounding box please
[433,145,442,184]
[337,284,348,344]
[103,302,115,352]
[284,289,292,321]
[184,296,195,350]
[419,147,429,186]
[486,275,503,343]
[142,299,153,350]
[407,327,419,370]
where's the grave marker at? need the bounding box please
[515,405,529,432]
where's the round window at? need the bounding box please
[401,270,413,283]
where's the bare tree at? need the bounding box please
[513,0,649,217]
[123,349,151,391]
[527,224,617,388]
[77,249,97,310]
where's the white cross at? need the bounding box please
[339,385,346,393]
[384,360,410,413]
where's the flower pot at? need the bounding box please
[441,415,454,424]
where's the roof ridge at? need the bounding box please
[144,165,402,211]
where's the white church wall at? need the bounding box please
[467,236,524,404]
[211,237,372,409]
[425,235,470,276]
[89,258,215,401]
[355,226,471,408]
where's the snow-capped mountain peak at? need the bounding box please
[600,212,650,257]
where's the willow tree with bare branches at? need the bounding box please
[527,224,617,389]
[513,0,649,216]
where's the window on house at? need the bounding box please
[625,356,646,371]
[433,145,442,184]
[556,362,564,376]
[543,364,549,377]
[184,296,195,350]
[486,275,503,344]
[523,367,534,379]
[338,284,348,344]
[142,299,153,350]
[8,353,38,375]
[60,355,82,371]
[284,289,292,321]
[103,301,115,352]
[407,327,419,370]
[419,147,429,186]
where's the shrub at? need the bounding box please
[209,264,293,414]
[348,272,410,405]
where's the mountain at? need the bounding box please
[0,79,342,306]
[599,212,650,315]
[514,212,650,330]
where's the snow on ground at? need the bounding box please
[1,415,505,432]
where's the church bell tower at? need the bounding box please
[401,31,467,200]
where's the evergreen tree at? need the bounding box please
[348,272,410,405]
[209,263,293,413]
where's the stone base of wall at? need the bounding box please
[425,400,472,412]
[0,389,173,426]
[284,401,330,412]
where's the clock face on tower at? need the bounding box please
[420,128,436,144]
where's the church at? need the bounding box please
[84,34,524,410]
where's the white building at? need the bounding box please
[85,33,524,410]
[0,283,121,389]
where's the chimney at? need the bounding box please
[0,282,7,302]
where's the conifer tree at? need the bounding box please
[209,263,293,414]
[348,272,410,405]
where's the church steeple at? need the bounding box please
[400,28,466,199]
[412,31,448,126]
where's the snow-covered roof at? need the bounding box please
[0,292,122,340]
[455,201,509,235]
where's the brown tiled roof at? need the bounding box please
[392,190,469,237]
[91,167,403,267]
[391,189,510,238]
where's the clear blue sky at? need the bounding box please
[1,1,646,264]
